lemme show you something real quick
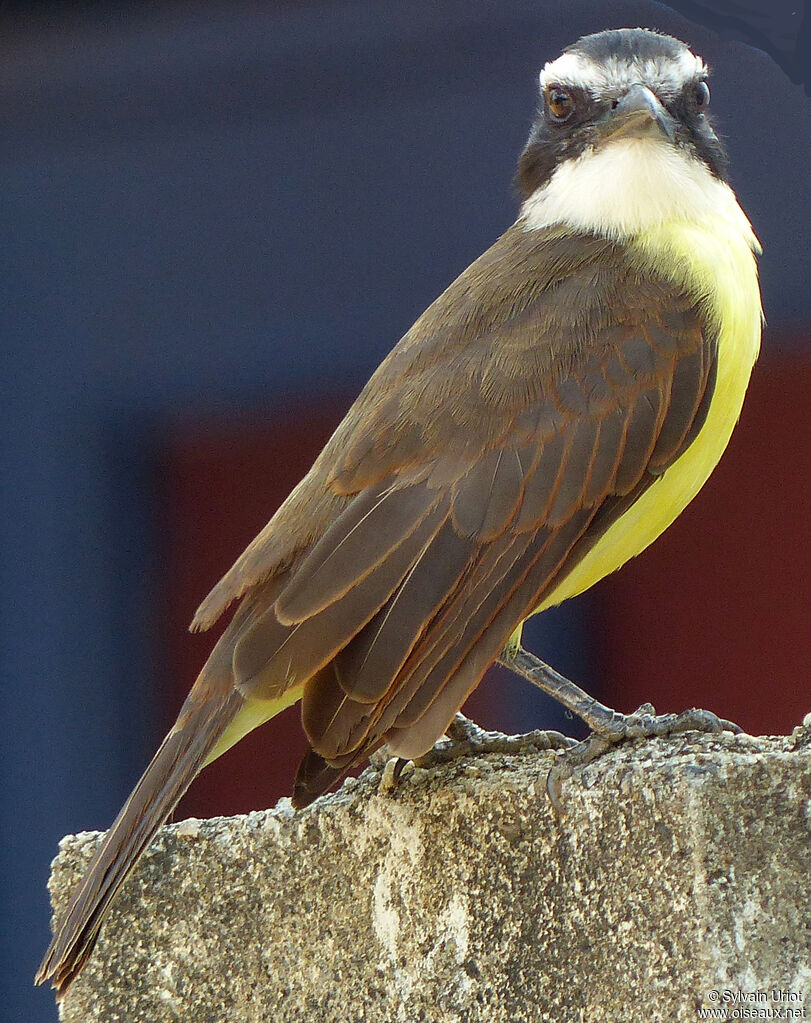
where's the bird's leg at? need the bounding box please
[499,644,743,809]
[499,644,742,739]
[497,646,624,734]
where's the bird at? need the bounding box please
[38,27,762,998]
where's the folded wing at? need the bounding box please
[210,227,716,806]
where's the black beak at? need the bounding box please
[599,83,676,143]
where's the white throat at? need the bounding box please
[520,139,757,247]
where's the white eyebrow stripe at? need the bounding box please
[540,48,706,98]
[539,52,590,88]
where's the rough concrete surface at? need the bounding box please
[46,720,811,1023]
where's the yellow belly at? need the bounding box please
[533,214,762,617]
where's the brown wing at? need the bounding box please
[210,226,716,807]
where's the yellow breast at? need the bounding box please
[534,209,763,615]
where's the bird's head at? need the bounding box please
[518,29,731,237]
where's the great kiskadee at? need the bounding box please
[38,27,762,997]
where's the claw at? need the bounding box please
[378,756,410,795]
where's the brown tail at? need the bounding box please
[36,684,243,999]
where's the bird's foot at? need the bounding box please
[375,712,578,796]
[498,645,743,811]
[421,712,579,765]
[578,701,742,744]
[545,702,743,812]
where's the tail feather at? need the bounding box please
[36,686,243,999]
[292,746,357,809]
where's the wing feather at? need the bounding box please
[515,434,570,531]
[613,386,665,493]
[451,447,526,540]
[584,409,627,502]
[384,510,599,758]
[332,520,476,702]
[382,521,588,733]
[275,480,440,624]
[545,417,601,525]
[233,494,450,692]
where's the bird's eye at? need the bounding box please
[546,86,574,121]
[695,80,710,112]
